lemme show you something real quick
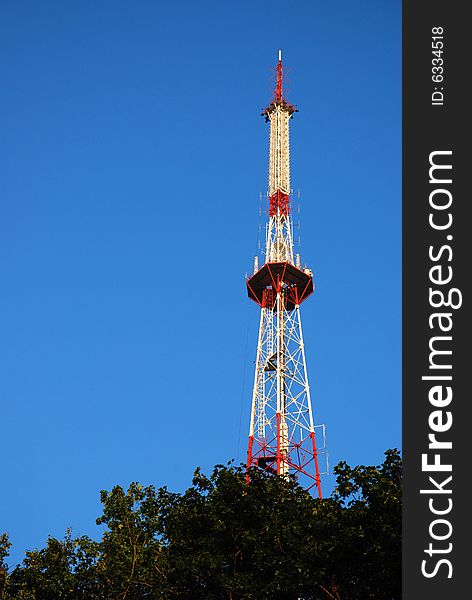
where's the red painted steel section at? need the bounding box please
[275,56,283,102]
[247,430,324,493]
[246,435,254,483]
[310,431,323,499]
[276,412,281,475]
[261,54,298,122]
[269,190,290,216]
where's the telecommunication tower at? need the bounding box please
[246,51,327,497]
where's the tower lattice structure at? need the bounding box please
[246,51,327,497]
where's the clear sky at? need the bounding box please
[0,1,401,565]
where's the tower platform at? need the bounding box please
[246,261,314,311]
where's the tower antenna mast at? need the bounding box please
[246,51,327,496]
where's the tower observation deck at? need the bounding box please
[246,51,327,497]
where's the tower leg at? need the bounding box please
[246,435,254,483]
[310,431,323,499]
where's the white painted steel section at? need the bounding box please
[276,291,289,477]
[295,305,315,433]
[248,295,328,483]
[250,306,315,439]
[268,106,290,197]
[249,308,265,438]
[265,213,294,263]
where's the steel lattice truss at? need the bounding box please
[246,51,327,497]
[268,105,291,198]
[248,298,327,495]
[266,212,294,263]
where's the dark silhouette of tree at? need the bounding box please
[2,450,401,599]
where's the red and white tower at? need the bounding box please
[246,51,327,497]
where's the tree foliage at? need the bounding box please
[1,450,401,599]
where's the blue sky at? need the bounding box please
[0,1,401,565]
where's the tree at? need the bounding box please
[1,533,12,599]
[2,450,401,599]
[302,449,402,600]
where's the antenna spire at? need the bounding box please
[275,49,283,102]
